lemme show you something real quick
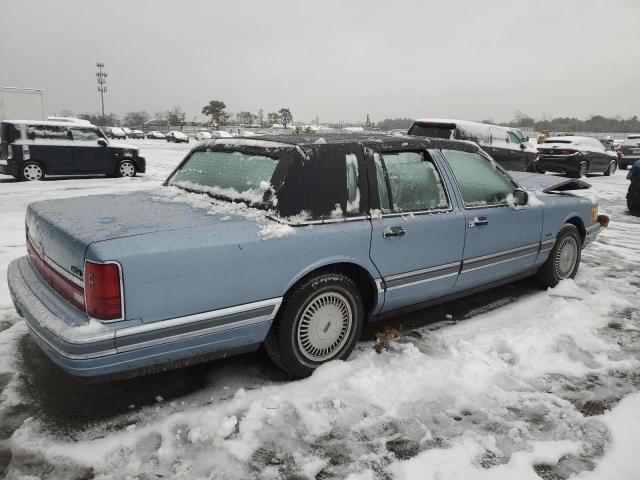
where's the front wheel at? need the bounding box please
[20,161,44,181]
[536,224,582,288]
[116,160,137,177]
[603,160,617,176]
[264,272,364,378]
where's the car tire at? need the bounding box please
[603,160,617,176]
[571,161,588,178]
[536,224,582,289]
[116,160,137,178]
[20,161,45,181]
[264,272,364,378]
[620,163,628,170]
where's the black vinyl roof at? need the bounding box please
[194,133,480,154]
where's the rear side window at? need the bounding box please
[407,123,454,139]
[443,149,515,207]
[26,125,70,140]
[1,123,21,143]
[169,150,278,206]
[70,128,99,141]
[376,151,449,213]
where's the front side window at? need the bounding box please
[376,151,449,213]
[508,131,522,144]
[69,128,99,141]
[169,150,278,206]
[443,149,516,207]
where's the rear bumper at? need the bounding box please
[620,156,640,166]
[535,156,580,173]
[0,161,19,177]
[135,156,146,173]
[8,256,278,378]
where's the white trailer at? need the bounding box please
[0,86,47,122]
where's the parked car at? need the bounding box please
[617,135,640,170]
[122,127,132,138]
[210,130,233,138]
[195,130,212,141]
[7,135,606,379]
[165,131,189,143]
[146,131,165,139]
[407,119,537,171]
[129,129,145,139]
[0,120,145,181]
[535,136,618,178]
[104,127,127,140]
[627,159,640,215]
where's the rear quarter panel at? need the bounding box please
[537,192,594,251]
[86,219,377,324]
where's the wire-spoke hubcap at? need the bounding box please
[554,236,578,279]
[23,164,43,181]
[120,162,135,177]
[297,292,353,362]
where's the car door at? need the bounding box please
[438,148,543,291]
[588,139,612,171]
[27,125,75,175]
[69,127,110,174]
[368,148,466,313]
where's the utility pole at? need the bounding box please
[95,62,107,118]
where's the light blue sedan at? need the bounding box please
[7,135,608,379]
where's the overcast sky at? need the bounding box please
[1,0,639,124]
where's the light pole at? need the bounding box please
[96,62,107,118]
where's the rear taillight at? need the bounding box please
[84,261,123,321]
[27,238,85,311]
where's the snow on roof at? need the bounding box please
[3,119,97,128]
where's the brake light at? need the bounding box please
[84,261,123,320]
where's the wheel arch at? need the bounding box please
[564,215,586,243]
[284,259,380,317]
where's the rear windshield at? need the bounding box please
[1,122,22,143]
[169,150,278,207]
[542,139,571,144]
[624,136,640,145]
[407,123,454,139]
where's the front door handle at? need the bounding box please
[383,226,407,238]
[469,216,490,227]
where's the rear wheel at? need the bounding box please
[536,224,582,288]
[603,160,617,176]
[116,160,137,177]
[264,272,364,378]
[571,161,588,178]
[20,161,44,181]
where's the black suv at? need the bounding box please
[0,120,145,181]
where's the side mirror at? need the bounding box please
[513,189,528,207]
[98,138,108,146]
[520,143,526,150]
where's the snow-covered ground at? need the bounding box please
[0,141,639,479]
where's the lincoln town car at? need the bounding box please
[7,135,608,379]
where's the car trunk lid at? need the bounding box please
[509,171,591,193]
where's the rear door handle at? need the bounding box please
[469,216,490,227]
[383,226,406,238]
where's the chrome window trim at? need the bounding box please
[376,149,454,215]
[440,148,522,210]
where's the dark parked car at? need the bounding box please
[0,120,145,181]
[618,135,640,170]
[407,119,537,171]
[628,159,640,215]
[104,126,127,140]
[7,135,606,379]
[165,131,189,143]
[535,136,618,178]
